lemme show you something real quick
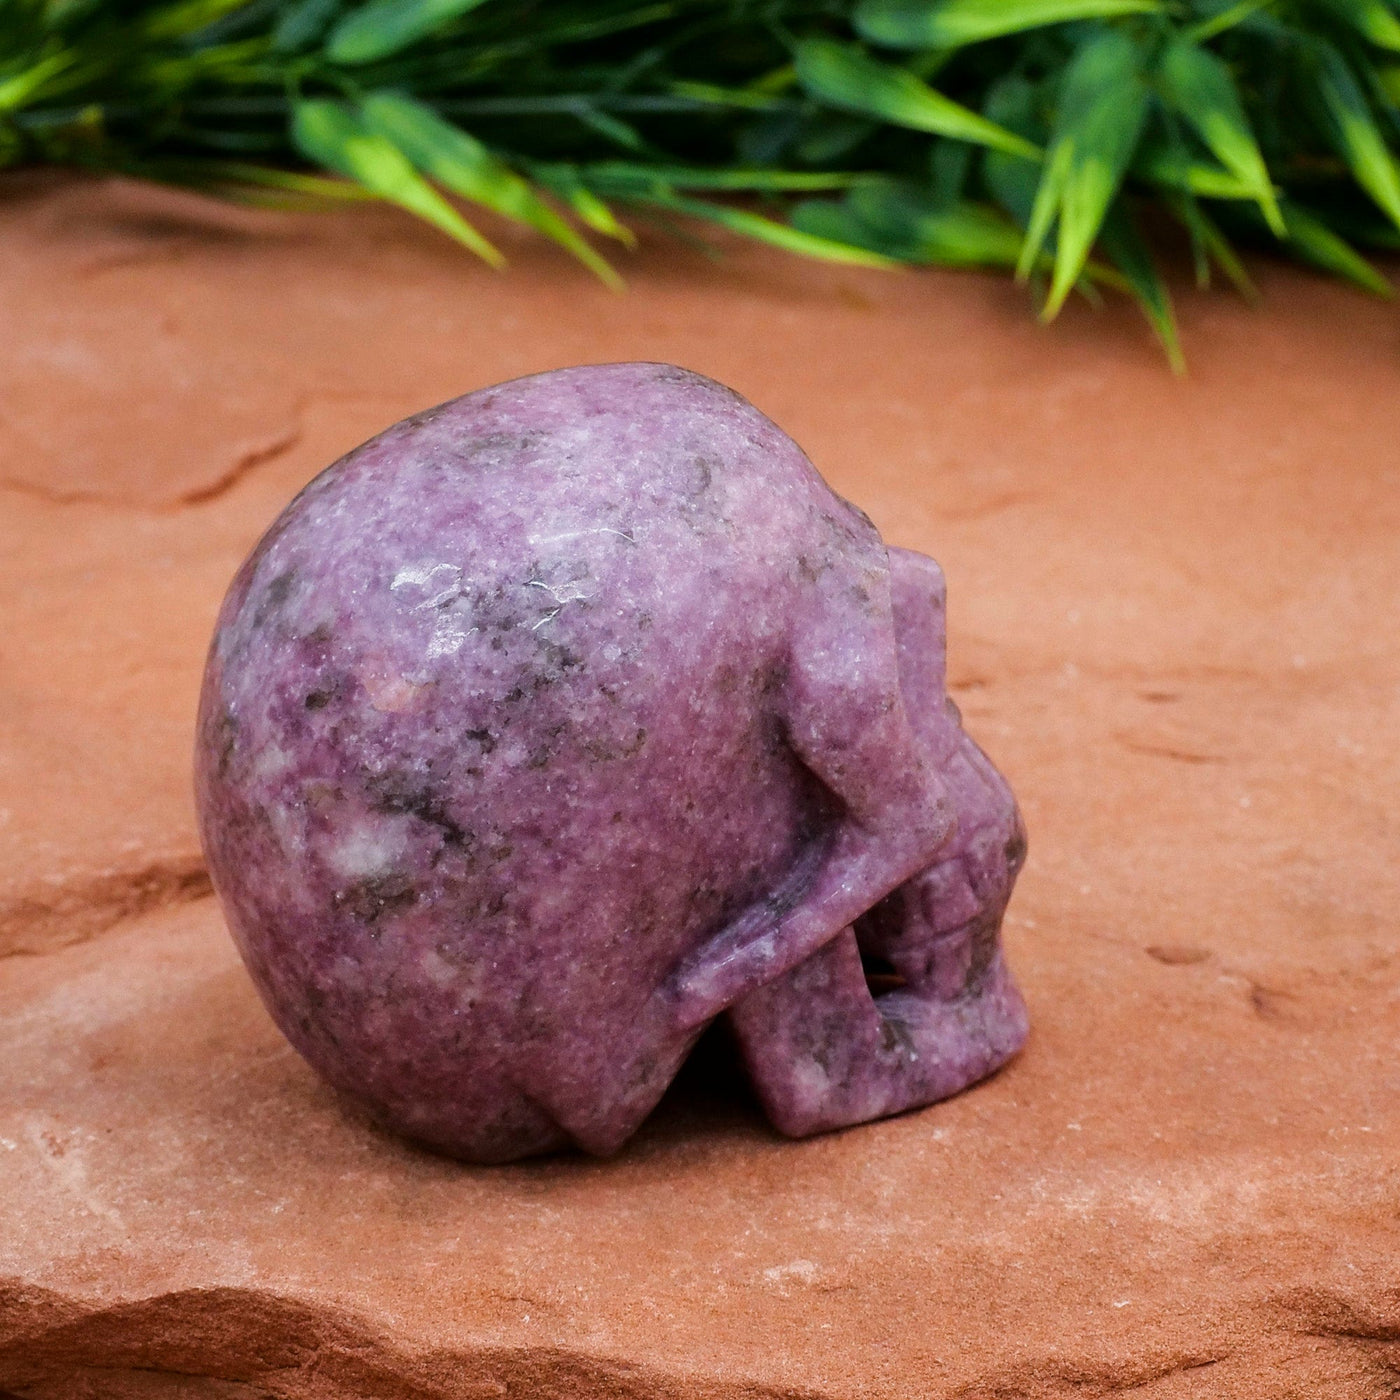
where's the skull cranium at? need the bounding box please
[196,363,1028,1162]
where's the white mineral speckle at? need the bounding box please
[324,820,407,880]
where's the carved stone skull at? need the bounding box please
[196,362,1028,1163]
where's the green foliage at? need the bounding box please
[1017,31,1151,320]
[326,0,491,65]
[1157,36,1283,232]
[793,39,1039,158]
[359,90,623,283]
[4,0,1400,364]
[853,0,1161,49]
[292,96,506,261]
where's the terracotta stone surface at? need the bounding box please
[2,174,1399,1397]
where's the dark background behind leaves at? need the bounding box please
[6,0,1400,364]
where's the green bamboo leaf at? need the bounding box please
[1157,39,1283,233]
[1135,144,1262,200]
[791,198,898,256]
[795,40,1041,159]
[0,51,71,111]
[1178,195,1213,288]
[576,161,868,193]
[128,158,382,208]
[291,98,504,265]
[326,0,489,65]
[197,178,376,210]
[794,114,879,163]
[669,80,789,112]
[1164,193,1257,298]
[930,137,973,201]
[574,106,647,152]
[631,189,900,268]
[144,39,264,87]
[798,184,1133,288]
[1315,0,1400,53]
[981,75,1042,225]
[359,92,620,286]
[272,0,341,52]
[794,189,1029,267]
[566,189,634,244]
[1019,139,1072,270]
[1017,30,1150,318]
[12,0,1400,354]
[141,0,249,40]
[182,159,377,199]
[1280,202,1393,294]
[1314,42,1400,229]
[531,165,636,245]
[1196,216,1254,300]
[849,182,1028,265]
[1098,206,1183,372]
[854,0,1158,50]
[1183,0,1272,43]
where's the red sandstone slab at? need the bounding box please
[3,175,1398,956]
[3,858,1398,1397]
[2,175,1399,1397]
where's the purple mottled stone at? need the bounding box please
[195,363,1027,1163]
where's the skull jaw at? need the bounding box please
[856,731,1027,1003]
[728,721,1030,1141]
[727,922,1028,1140]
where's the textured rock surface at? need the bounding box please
[197,362,1026,1160]
[3,174,1400,1396]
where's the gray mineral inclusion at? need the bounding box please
[196,363,1028,1163]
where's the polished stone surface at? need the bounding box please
[196,363,1026,1161]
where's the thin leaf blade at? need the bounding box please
[794,40,1040,158]
[359,92,621,286]
[326,0,489,65]
[531,165,636,245]
[1163,193,1258,298]
[141,0,250,41]
[0,51,71,112]
[1020,30,1150,315]
[634,189,900,268]
[1157,39,1283,233]
[1098,206,1184,371]
[855,0,1158,50]
[291,97,504,265]
[273,0,341,52]
[790,198,893,255]
[1135,144,1261,201]
[1280,202,1393,294]
[1315,0,1400,54]
[850,181,1028,266]
[982,75,1043,225]
[1314,41,1400,231]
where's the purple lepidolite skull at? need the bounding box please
[196,363,1028,1162]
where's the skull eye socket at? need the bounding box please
[858,949,906,996]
